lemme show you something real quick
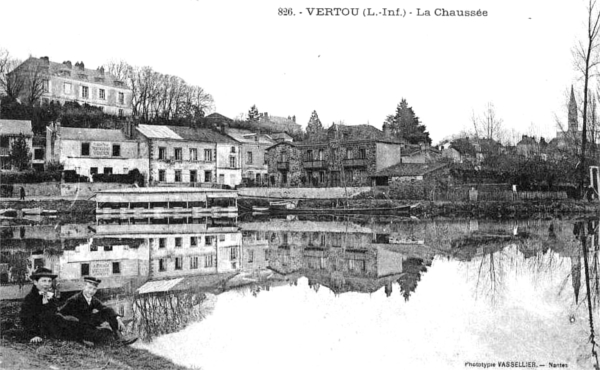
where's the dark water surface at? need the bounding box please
[2,215,599,369]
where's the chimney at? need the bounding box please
[40,56,50,64]
[98,66,105,75]
[264,112,268,119]
[382,122,392,138]
[63,61,72,69]
[292,115,296,122]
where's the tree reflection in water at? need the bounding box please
[131,290,206,341]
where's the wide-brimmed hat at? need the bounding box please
[83,276,102,286]
[30,267,57,280]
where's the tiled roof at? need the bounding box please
[136,124,182,140]
[374,163,448,177]
[137,124,238,144]
[170,126,238,144]
[61,127,128,141]
[225,128,275,145]
[0,119,32,136]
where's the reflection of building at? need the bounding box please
[242,220,432,297]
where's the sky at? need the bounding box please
[0,0,588,143]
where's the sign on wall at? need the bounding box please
[91,261,111,277]
[91,142,111,157]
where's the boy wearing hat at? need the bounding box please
[20,267,77,343]
[59,276,137,345]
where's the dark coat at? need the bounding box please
[20,286,60,338]
[59,292,118,325]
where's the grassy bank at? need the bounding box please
[0,300,189,370]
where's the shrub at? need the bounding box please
[0,170,61,183]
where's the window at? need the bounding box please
[359,148,366,159]
[346,148,353,159]
[219,234,226,242]
[112,262,121,274]
[204,171,212,183]
[81,263,90,276]
[103,167,113,175]
[64,82,72,94]
[229,157,236,168]
[118,109,124,117]
[190,236,197,247]
[174,148,182,161]
[159,259,166,272]
[99,89,105,100]
[204,255,214,268]
[175,237,182,248]
[118,92,125,104]
[190,148,198,161]
[90,167,98,175]
[159,238,166,248]
[0,137,9,148]
[190,170,197,182]
[219,174,225,184]
[247,152,253,164]
[112,145,120,157]
[82,86,89,99]
[175,257,182,270]
[158,170,165,182]
[264,153,268,165]
[81,143,90,156]
[174,170,182,182]
[158,147,166,160]
[42,80,49,93]
[248,250,254,263]
[306,150,313,161]
[34,148,44,160]
[231,146,236,153]
[318,149,324,160]
[204,149,213,161]
[230,247,238,261]
[205,235,214,245]
[190,256,199,269]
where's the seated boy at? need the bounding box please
[20,268,78,343]
[59,276,137,346]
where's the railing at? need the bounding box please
[342,158,368,167]
[277,161,289,170]
[303,160,327,169]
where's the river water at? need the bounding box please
[1,215,599,370]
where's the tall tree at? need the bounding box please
[247,105,260,123]
[573,0,600,197]
[306,110,324,139]
[8,133,31,171]
[387,99,431,144]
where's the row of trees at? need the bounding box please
[104,60,214,125]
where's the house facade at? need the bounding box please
[10,57,132,116]
[46,121,149,182]
[136,124,241,188]
[225,128,275,185]
[266,124,402,187]
[0,119,33,170]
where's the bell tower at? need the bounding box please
[568,85,578,133]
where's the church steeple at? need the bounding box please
[569,85,578,133]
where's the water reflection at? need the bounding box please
[3,215,600,368]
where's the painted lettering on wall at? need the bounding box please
[91,142,111,157]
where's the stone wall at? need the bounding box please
[2,182,62,197]
[239,186,371,199]
[61,182,137,197]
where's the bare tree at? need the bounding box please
[573,0,600,196]
[0,48,24,100]
[471,102,504,142]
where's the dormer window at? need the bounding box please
[78,74,87,80]
[114,80,124,87]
